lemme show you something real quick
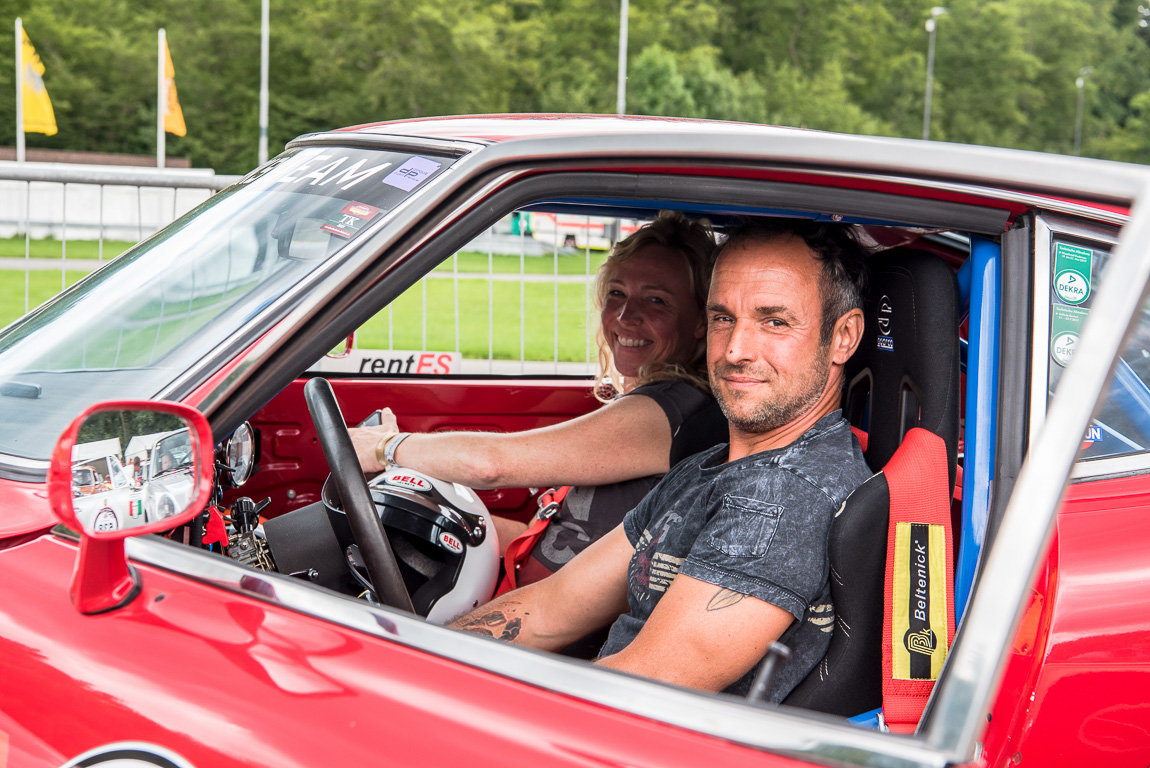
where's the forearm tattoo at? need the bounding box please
[706,587,746,611]
[454,602,527,642]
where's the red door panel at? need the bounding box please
[232,377,600,520]
[0,533,804,768]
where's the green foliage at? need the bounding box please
[1093,88,1150,162]
[767,62,895,136]
[630,44,696,116]
[78,409,184,447]
[4,0,1150,172]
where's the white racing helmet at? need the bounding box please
[264,468,499,624]
[362,468,500,623]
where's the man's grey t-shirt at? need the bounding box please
[599,410,872,701]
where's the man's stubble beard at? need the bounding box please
[710,347,832,435]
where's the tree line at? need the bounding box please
[2,0,1148,175]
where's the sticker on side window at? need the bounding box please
[1050,304,1088,367]
[1053,242,1093,305]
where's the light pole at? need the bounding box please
[922,6,947,141]
[616,0,629,116]
[258,0,270,165]
[1073,66,1092,156]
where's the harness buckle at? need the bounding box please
[534,487,564,521]
[536,501,561,521]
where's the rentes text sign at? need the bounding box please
[310,349,461,376]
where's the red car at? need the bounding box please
[1,115,1149,768]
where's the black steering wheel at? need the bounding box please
[303,377,414,612]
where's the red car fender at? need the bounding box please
[985,472,1150,768]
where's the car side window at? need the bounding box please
[1047,234,1150,461]
[310,211,641,377]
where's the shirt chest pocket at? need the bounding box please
[706,496,783,558]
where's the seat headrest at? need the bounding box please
[844,247,960,489]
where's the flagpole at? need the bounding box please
[258,0,269,165]
[15,18,24,163]
[157,28,165,169]
[616,0,628,116]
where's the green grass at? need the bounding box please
[0,270,88,328]
[359,278,597,362]
[432,249,609,276]
[0,235,135,260]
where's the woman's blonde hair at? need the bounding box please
[594,210,717,401]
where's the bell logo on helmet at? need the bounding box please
[386,473,432,492]
[438,531,464,553]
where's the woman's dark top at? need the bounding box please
[515,378,728,586]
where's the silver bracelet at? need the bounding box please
[383,432,410,468]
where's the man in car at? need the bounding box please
[449,220,873,702]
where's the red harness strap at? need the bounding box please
[495,486,570,596]
[880,428,956,733]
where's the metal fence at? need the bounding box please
[1,164,616,377]
[319,213,612,376]
[423,216,602,374]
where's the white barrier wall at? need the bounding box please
[0,162,218,241]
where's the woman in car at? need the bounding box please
[351,210,728,589]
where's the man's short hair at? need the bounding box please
[718,219,869,346]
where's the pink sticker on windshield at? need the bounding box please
[383,156,442,191]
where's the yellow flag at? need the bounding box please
[20,27,56,136]
[162,37,186,137]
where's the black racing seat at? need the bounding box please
[782,247,960,718]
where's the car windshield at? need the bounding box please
[152,430,192,477]
[0,146,456,461]
[107,455,131,488]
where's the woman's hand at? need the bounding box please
[349,408,402,473]
[374,407,400,432]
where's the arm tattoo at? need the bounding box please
[461,610,508,628]
[453,603,526,642]
[499,617,522,641]
[707,588,746,611]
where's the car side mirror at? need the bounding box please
[48,401,214,613]
[326,332,355,359]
